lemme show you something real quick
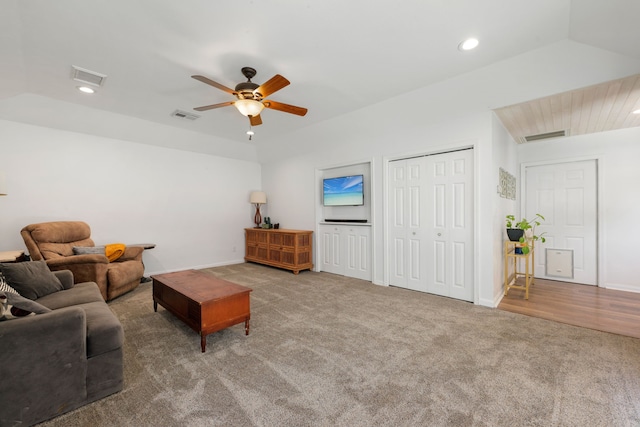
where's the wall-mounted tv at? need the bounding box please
[323,175,364,206]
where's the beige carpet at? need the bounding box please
[41,263,640,426]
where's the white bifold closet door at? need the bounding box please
[388,149,474,301]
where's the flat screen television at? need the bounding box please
[323,175,364,206]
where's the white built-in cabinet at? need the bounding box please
[319,223,371,281]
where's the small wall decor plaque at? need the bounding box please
[498,167,516,200]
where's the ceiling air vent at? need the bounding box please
[171,110,200,121]
[520,130,568,144]
[71,66,107,87]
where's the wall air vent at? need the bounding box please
[71,65,107,87]
[171,110,200,121]
[520,130,568,144]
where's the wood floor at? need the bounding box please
[498,278,640,339]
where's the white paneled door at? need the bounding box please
[524,160,597,285]
[388,157,428,291]
[388,149,474,301]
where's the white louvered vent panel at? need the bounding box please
[71,66,107,87]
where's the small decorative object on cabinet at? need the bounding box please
[245,228,313,274]
[504,240,535,299]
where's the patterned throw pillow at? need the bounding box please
[0,272,19,295]
[0,291,51,320]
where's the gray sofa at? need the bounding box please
[0,268,124,426]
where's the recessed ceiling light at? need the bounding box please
[633,109,640,115]
[458,38,479,51]
[77,86,95,94]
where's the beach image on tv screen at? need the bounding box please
[324,175,363,206]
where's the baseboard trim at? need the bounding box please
[602,283,640,293]
[145,260,245,277]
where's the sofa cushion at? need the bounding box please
[37,282,103,310]
[0,261,63,300]
[36,282,122,357]
[1,291,52,320]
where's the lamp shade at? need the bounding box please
[0,173,6,196]
[235,99,265,117]
[250,191,266,204]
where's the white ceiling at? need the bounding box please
[1,0,639,151]
[495,74,640,143]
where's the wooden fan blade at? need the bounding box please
[256,75,290,98]
[191,75,236,95]
[263,100,308,116]
[249,114,263,126]
[193,101,235,111]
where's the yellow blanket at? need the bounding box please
[105,243,126,262]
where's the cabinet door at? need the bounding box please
[344,226,372,281]
[295,232,313,267]
[388,158,428,290]
[268,232,296,267]
[319,225,343,274]
[246,229,268,261]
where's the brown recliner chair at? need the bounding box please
[21,221,145,301]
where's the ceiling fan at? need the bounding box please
[191,67,308,126]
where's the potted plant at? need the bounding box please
[505,215,524,242]
[506,213,547,254]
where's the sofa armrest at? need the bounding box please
[45,259,110,300]
[0,307,88,425]
[53,269,75,289]
[46,254,109,267]
[117,245,144,262]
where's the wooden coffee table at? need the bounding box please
[151,269,252,352]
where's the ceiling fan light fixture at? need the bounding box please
[633,108,640,115]
[234,99,265,117]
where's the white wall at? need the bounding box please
[259,40,640,307]
[0,119,261,275]
[516,126,640,293]
[492,114,519,304]
[261,109,496,305]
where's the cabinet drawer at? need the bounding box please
[268,246,295,265]
[269,232,295,248]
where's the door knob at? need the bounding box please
[437,233,442,236]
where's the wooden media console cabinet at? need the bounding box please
[245,228,313,274]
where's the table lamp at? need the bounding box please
[249,191,267,228]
